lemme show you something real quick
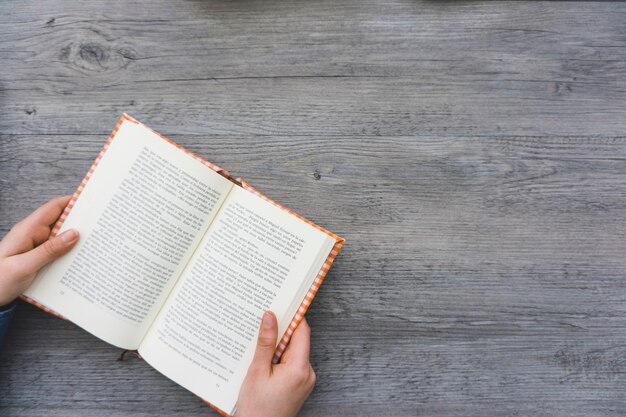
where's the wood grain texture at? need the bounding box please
[1,1,626,416]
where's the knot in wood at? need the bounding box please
[62,42,137,73]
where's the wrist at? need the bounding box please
[0,299,17,313]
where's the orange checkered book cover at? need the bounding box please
[21,114,344,417]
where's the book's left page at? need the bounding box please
[24,116,234,350]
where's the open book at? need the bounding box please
[23,114,344,416]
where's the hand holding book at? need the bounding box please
[0,196,79,306]
[235,311,316,417]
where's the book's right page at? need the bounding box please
[139,185,337,414]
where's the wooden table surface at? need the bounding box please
[1,1,625,416]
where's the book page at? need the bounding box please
[24,119,234,349]
[139,185,335,413]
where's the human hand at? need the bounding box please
[0,196,79,306]
[235,311,316,417]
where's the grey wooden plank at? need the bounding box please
[1,0,626,416]
[0,1,624,136]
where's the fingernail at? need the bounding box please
[262,311,273,328]
[59,228,79,243]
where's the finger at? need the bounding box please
[25,196,72,228]
[249,310,278,376]
[11,228,79,275]
[280,317,311,365]
[0,196,72,257]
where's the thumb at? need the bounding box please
[15,229,79,274]
[250,310,278,375]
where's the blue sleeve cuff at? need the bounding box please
[0,300,17,346]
